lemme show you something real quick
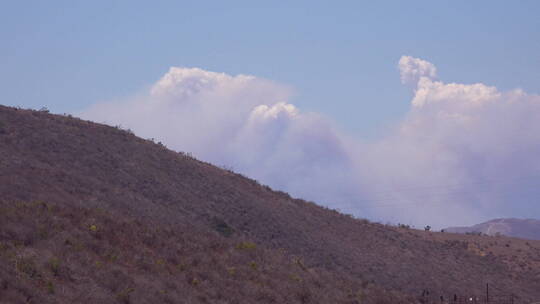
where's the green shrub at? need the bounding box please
[106,252,119,263]
[249,261,258,270]
[116,287,134,304]
[49,257,61,276]
[47,281,55,294]
[236,241,257,250]
[212,218,234,237]
[176,263,187,271]
[89,224,98,232]
[289,274,302,282]
[155,258,165,266]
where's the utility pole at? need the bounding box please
[486,283,489,304]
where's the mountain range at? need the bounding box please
[445,218,540,240]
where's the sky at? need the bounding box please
[2,1,540,228]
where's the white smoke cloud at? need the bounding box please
[82,67,360,210]
[398,55,437,87]
[83,67,292,164]
[80,57,540,228]
[362,57,540,226]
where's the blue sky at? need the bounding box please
[2,1,540,227]
[2,1,538,137]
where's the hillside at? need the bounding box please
[445,218,540,240]
[1,105,540,303]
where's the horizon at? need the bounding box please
[2,1,540,228]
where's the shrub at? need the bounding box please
[106,252,119,263]
[116,287,134,304]
[89,224,98,232]
[16,257,38,278]
[176,263,187,272]
[0,242,7,252]
[155,258,165,266]
[249,261,258,270]
[46,281,55,294]
[289,274,302,282]
[37,227,49,239]
[49,257,61,276]
[212,218,234,237]
[236,241,257,250]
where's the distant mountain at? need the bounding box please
[445,218,540,240]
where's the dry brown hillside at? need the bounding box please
[1,105,539,303]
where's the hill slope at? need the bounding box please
[445,218,540,240]
[1,105,540,303]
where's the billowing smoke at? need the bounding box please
[81,57,540,228]
[362,57,540,226]
[82,67,360,210]
[398,56,437,87]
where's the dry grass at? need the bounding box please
[0,200,407,303]
[1,105,540,303]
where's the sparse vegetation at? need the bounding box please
[46,281,55,294]
[212,217,234,237]
[38,106,49,113]
[48,257,61,276]
[89,224,98,232]
[236,241,257,250]
[0,200,403,303]
[398,223,410,229]
[248,261,258,270]
[15,257,38,278]
[116,287,134,304]
[0,105,539,303]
